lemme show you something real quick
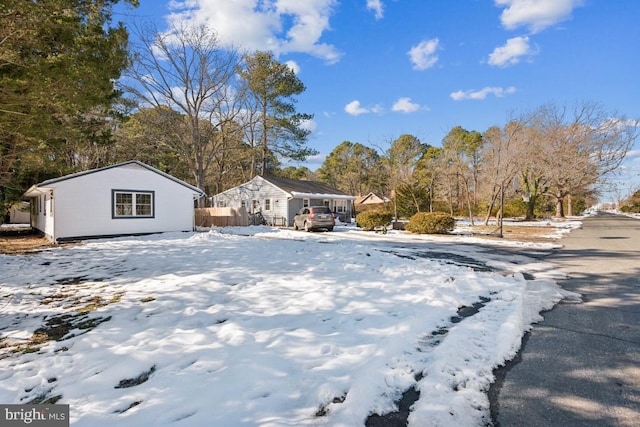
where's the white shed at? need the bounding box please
[211,175,355,226]
[5,201,31,224]
[23,161,205,242]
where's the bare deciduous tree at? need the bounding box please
[522,101,638,217]
[122,23,243,203]
[479,123,522,225]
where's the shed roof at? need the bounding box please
[355,192,390,205]
[24,161,205,197]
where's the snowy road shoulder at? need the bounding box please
[0,226,578,426]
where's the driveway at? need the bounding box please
[493,213,640,426]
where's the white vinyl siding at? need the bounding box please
[26,162,201,242]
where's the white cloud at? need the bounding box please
[299,117,317,133]
[488,36,537,67]
[345,100,369,116]
[344,100,383,116]
[285,60,300,74]
[392,97,420,113]
[408,38,440,70]
[450,86,517,101]
[303,153,327,165]
[370,104,384,114]
[367,0,384,20]
[166,0,342,64]
[495,0,584,33]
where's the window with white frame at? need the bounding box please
[264,199,271,211]
[113,190,154,218]
[303,198,310,208]
[335,199,347,213]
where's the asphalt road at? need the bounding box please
[493,213,640,426]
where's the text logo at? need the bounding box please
[1,405,69,427]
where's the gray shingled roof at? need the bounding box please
[31,160,204,196]
[262,176,350,196]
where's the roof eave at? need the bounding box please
[290,192,355,200]
[23,185,53,198]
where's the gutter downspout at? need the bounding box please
[193,191,205,231]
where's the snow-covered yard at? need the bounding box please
[0,221,580,426]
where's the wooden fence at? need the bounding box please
[195,207,249,227]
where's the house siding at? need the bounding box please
[213,177,290,225]
[289,198,305,219]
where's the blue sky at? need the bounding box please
[115,0,640,200]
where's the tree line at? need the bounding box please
[1,2,315,213]
[1,1,637,221]
[320,102,637,222]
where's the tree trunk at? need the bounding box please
[484,190,499,226]
[466,191,474,226]
[195,168,207,208]
[524,196,536,221]
[428,182,434,213]
[555,196,565,218]
[260,99,268,176]
[567,194,573,216]
[412,192,420,213]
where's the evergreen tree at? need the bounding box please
[0,0,138,218]
[238,51,317,176]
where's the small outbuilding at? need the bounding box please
[5,201,31,224]
[211,175,355,226]
[23,161,205,242]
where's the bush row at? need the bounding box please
[356,210,455,234]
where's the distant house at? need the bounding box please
[5,201,31,224]
[355,192,391,207]
[211,175,355,225]
[23,161,205,242]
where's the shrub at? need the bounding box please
[406,212,455,234]
[356,209,393,231]
[501,198,527,218]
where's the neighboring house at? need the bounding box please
[355,192,391,207]
[211,175,355,225]
[23,161,205,242]
[5,201,31,224]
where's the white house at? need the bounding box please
[211,175,355,226]
[23,161,205,242]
